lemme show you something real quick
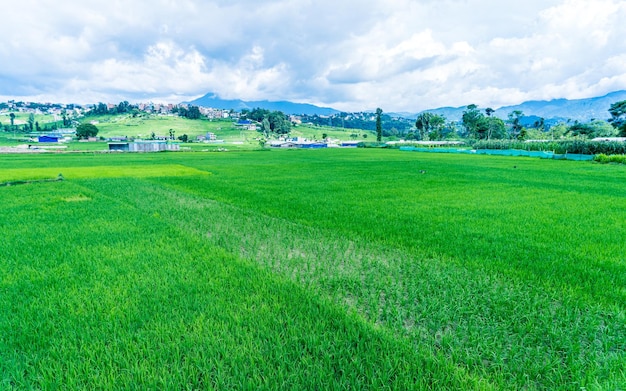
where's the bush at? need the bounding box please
[593,154,626,164]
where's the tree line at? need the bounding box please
[408,100,626,141]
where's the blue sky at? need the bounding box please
[1,0,625,112]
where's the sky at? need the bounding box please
[1,0,626,112]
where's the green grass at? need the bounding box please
[1,149,625,389]
[86,114,237,140]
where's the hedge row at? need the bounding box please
[471,140,626,155]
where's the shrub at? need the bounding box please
[594,154,626,164]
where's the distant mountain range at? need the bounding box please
[404,90,626,123]
[185,93,339,116]
[186,90,626,122]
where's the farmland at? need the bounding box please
[1,149,625,389]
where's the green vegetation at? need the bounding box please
[83,114,236,140]
[472,139,626,155]
[593,153,626,164]
[1,150,624,390]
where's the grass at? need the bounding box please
[0,149,625,389]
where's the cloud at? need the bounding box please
[1,0,626,112]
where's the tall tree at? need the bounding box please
[9,112,15,127]
[484,117,507,140]
[375,108,383,142]
[608,100,626,136]
[415,112,446,140]
[28,113,35,131]
[261,118,271,137]
[507,110,524,139]
[268,111,291,135]
[461,104,485,139]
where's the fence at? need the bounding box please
[398,147,594,161]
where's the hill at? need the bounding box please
[407,90,626,122]
[185,93,339,116]
[186,90,626,123]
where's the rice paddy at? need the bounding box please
[0,149,624,390]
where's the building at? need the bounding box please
[236,119,257,131]
[108,141,180,152]
[38,135,63,143]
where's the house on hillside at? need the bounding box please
[236,119,257,131]
[197,132,217,142]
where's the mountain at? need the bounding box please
[493,90,626,122]
[186,90,626,122]
[410,90,626,122]
[185,93,339,116]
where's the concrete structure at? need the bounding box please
[108,141,180,152]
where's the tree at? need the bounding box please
[246,108,270,122]
[375,108,383,142]
[75,123,99,139]
[507,110,524,139]
[9,112,15,127]
[177,134,189,142]
[461,104,485,139]
[608,100,626,136]
[261,118,271,137]
[484,117,507,140]
[267,111,291,135]
[116,101,130,114]
[565,121,594,138]
[415,112,446,140]
[28,113,35,131]
[182,106,201,120]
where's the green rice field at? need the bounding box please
[1,149,625,389]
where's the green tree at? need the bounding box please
[261,118,271,137]
[588,119,617,137]
[9,112,15,127]
[28,113,35,131]
[415,112,446,140]
[116,101,130,114]
[75,123,99,139]
[507,110,524,139]
[565,121,595,139]
[246,108,271,122]
[184,106,201,120]
[375,108,383,142]
[608,100,626,136]
[484,117,507,140]
[461,104,485,139]
[268,111,291,135]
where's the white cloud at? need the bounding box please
[1,0,626,112]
